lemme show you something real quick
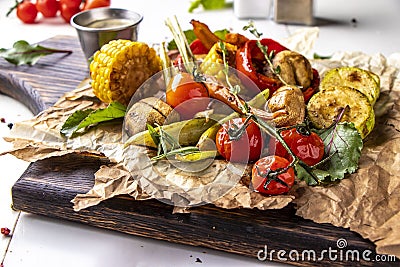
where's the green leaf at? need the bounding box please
[295,165,319,186]
[147,124,160,147]
[318,122,363,181]
[213,29,229,40]
[295,123,363,185]
[313,53,332,60]
[188,0,227,13]
[0,40,72,66]
[60,109,95,137]
[60,102,126,138]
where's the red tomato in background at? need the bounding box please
[166,72,209,119]
[60,0,82,9]
[269,127,324,166]
[60,3,81,23]
[17,1,38,24]
[36,0,59,18]
[83,0,111,10]
[216,117,263,163]
[251,155,295,195]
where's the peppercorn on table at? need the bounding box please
[0,1,399,267]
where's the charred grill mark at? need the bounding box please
[349,71,362,82]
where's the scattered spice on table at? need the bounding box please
[0,118,5,123]
[195,257,202,263]
[7,123,13,129]
[351,18,358,27]
[1,227,11,236]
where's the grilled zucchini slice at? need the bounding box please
[307,86,375,139]
[320,67,380,105]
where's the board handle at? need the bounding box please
[0,70,46,115]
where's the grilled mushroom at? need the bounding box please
[272,50,313,89]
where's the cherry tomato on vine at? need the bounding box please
[16,1,38,24]
[83,0,111,10]
[60,0,82,9]
[251,155,295,195]
[269,126,325,166]
[60,3,81,23]
[166,72,209,119]
[36,0,59,18]
[216,117,263,163]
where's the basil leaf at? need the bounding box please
[60,102,126,137]
[0,40,72,66]
[60,109,95,137]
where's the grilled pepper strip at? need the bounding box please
[236,39,288,95]
[303,68,320,103]
[191,19,221,51]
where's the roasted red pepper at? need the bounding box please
[302,68,320,103]
[173,39,210,71]
[236,39,288,95]
[189,39,210,55]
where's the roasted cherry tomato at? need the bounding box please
[269,126,325,166]
[236,39,288,95]
[60,0,82,9]
[60,3,81,23]
[83,0,111,10]
[166,72,209,119]
[216,117,263,163]
[36,0,59,18]
[16,1,38,24]
[251,155,295,195]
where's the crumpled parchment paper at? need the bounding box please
[2,28,399,258]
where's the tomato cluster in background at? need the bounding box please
[9,0,111,24]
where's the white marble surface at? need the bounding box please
[0,0,399,266]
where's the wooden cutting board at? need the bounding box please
[0,36,391,267]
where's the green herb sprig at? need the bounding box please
[0,40,72,66]
[148,124,200,161]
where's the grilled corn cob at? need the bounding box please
[199,42,241,86]
[90,40,162,106]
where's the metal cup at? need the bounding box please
[71,7,143,61]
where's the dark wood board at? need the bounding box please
[0,36,396,266]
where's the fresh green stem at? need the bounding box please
[6,0,20,17]
[151,146,199,161]
[248,114,320,184]
[244,21,289,86]
[12,48,72,55]
[159,41,172,87]
[165,16,195,73]
[255,41,288,86]
[219,41,249,114]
